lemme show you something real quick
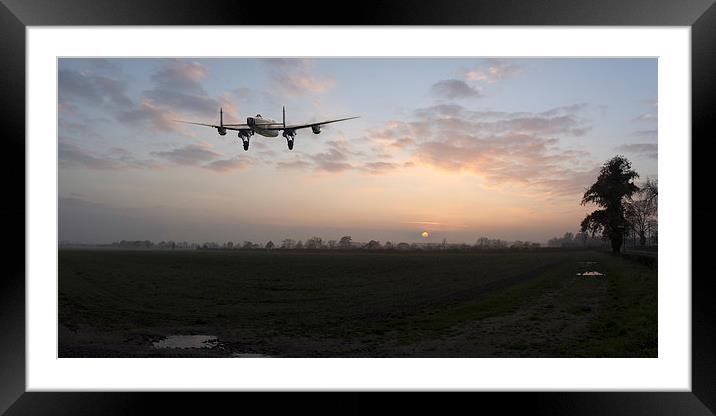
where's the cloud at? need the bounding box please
[633,113,657,122]
[58,119,103,139]
[632,129,658,139]
[117,99,181,131]
[464,59,523,83]
[430,79,481,100]
[370,121,420,147]
[115,60,227,133]
[59,137,253,174]
[615,143,658,159]
[539,103,590,117]
[58,68,133,108]
[273,102,595,186]
[412,133,595,195]
[87,58,124,76]
[414,104,464,118]
[150,143,221,166]
[309,148,353,172]
[632,98,658,123]
[143,60,220,115]
[59,138,159,170]
[325,138,365,157]
[264,59,336,95]
[413,104,591,137]
[203,156,255,172]
[151,60,207,92]
[274,141,355,173]
[361,161,399,175]
[482,115,591,137]
[276,159,313,171]
[363,120,425,159]
[403,103,599,196]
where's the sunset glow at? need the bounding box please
[58,58,657,245]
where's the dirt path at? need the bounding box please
[370,264,609,357]
[352,259,568,325]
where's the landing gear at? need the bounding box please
[282,129,296,151]
[238,129,253,151]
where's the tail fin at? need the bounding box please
[220,107,223,127]
[282,106,286,129]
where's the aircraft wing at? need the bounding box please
[174,120,250,130]
[260,116,360,131]
[223,123,254,127]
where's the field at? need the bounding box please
[58,248,657,357]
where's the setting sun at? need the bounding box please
[421,231,429,238]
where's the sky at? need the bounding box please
[58,58,657,245]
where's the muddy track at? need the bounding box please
[350,259,568,325]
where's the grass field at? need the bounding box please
[58,248,657,357]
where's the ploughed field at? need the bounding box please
[58,249,657,357]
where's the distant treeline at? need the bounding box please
[61,236,558,252]
[546,232,607,248]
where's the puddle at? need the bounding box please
[577,271,605,276]
[231,353,271,358]
[153,335,218,349]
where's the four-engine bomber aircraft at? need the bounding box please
[175,107,358,151]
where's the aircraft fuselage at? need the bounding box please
[247,115,280,137]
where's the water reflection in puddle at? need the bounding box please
[577,271,605,276]
[153,335,218,349]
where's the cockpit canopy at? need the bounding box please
[256,114,262,117]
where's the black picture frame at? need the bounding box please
[2,0,713,414]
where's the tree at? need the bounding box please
[575,232,588,247]
[265,241,275,250]
[396,242,410,250]
[364,240,381,250]
[281,238,295,249]
[580,156,639,254]
[476,237,490,249]
[625,178,658,246]
[305,236,323,249]
[338,236,352,249]
[295,240,304,249]
[327,240,337,249]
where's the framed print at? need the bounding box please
[2,0,714,414]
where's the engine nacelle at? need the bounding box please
[311,125,321,134]
[218,127,227,136]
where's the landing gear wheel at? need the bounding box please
[243,140,249,151]
[287,139,294,150]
